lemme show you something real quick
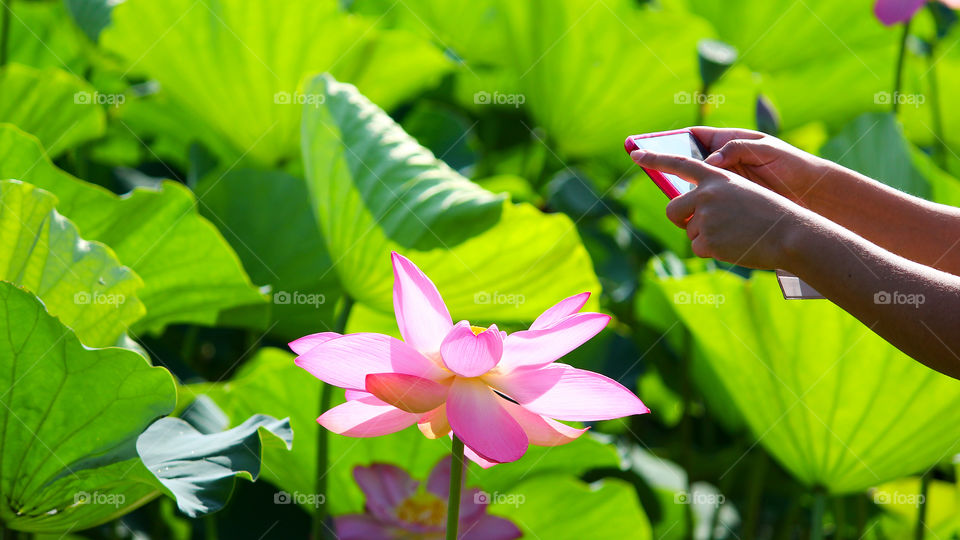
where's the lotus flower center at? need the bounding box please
[394,491,446,527]
[469,325,486,335]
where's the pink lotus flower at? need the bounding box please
[335,457,521,540]
[874,0,960,25]
[291,252,649,466]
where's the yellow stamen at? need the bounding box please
[469,325,487,336]
[394,491,447,527]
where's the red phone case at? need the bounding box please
[624,129,706,200]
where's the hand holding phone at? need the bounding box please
[624,129,823,300]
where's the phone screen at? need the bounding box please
[628,133,704,196]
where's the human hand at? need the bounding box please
[631,149,813,269]
[689,126,837,207]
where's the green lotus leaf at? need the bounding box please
[137,414,293,517]
[302,74,601,323]
[196,169,342,340]
[0,179,143,347]
[489,475,652,540]
[683,0,898,130]
[0,125,264,333]
[0,64,104,156]
[646,266,960,493]
[0,282,176,533]
[6,1,87,71]
[99,0,450,165]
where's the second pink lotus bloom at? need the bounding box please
[874,0,960,25]
[291,252,649,466]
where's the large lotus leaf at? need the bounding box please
[349,0,515,67]
[0,64,104,156]
[647,266,960,493]
[508,0,750,159]
[302,74,601,323]
[0,282,176,533]
[196,169,342,340]
[185,348,624,517]
[820,112,960,206]
[0,125,264,333]
[488,476,652,540]
[821,113,931,198]
[0,180,143,347]
[6,1,87,71]
[136,414,293,518]
[680,0,898,130]
[99,0,450,165]
[635,256,747,433]
[355,0,751,161]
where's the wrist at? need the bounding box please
[775,208,823,273]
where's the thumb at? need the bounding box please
[704,149,726,166]
[706,138,769,168]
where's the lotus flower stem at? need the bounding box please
[810,489,826,540]
[313,295,354,540]
[892,17,913,114]
[914,470,930,540]
[925,5,947,167]
[446,435,466,540]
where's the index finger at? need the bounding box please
[630,150,724,186]
[688,126,765,153]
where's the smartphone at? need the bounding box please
[624,129,708,199]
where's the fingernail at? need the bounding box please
[704,151,723,165]
[630,150,648,162]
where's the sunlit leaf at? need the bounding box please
[302,74,601,322]
[489,476,652,540]
[821,113,931,198]
[682,0,897,130]
[0,179,143,347]
[6,1,87,71]
[647,266,960,493]
[100,0,450,165]
[0,282,176,533]
[0,125,264,333]
[0,64,104,156]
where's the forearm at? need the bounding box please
[781,210,960,378]
[802,164,960,275]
